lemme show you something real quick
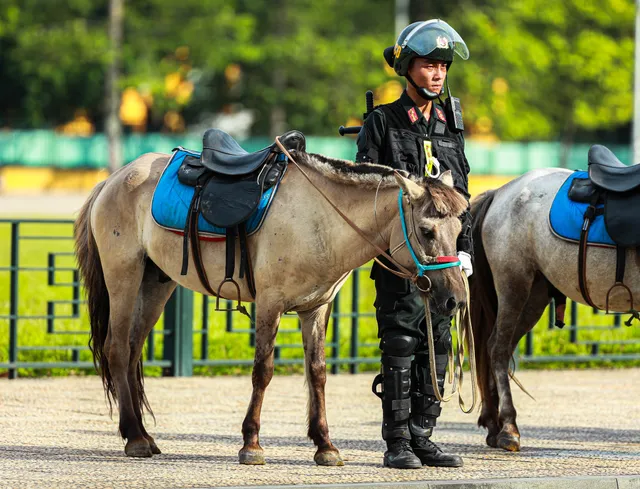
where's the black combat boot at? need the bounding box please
[409,351,463,467]
[373,351,421,469]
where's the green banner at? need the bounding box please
[0,130,631,175]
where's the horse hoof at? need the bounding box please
[486,434,498,448]
[239,449,265,465]
[496,434,520,452]
[314,450,344,466]
[148,440,161,455]
[125,438,153,458]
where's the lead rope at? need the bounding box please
[424,271,479,413]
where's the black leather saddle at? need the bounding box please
[567,144,640,321]
[174,128,305,314]
[588,144,640,193]
[568,144,640,248]
[201,129,274,176]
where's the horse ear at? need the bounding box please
[439,170,454,188]
[394,171,426,202]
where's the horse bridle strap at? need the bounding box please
[274,137,416,281]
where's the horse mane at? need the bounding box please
[299,152,399,188]
[298,152,467,218]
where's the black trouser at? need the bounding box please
[372,263,452,441]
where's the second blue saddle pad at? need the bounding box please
[549,171,614,246]
[151,148,283,238]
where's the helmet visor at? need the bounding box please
[402,20,469,61]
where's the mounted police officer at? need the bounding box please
[356,19,473,469]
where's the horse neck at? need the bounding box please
[292,167,400,271]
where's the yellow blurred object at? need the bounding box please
[175,81,194,105]
[164,110,185,132]
[375,80,404,105]
[120,88,148,127]
[225,64,242,85]
[56,110,95,136]
[175,46,190,61]
[0,167,109,193]
[468,175,514,197]
[492,77,509,95]
[0,167,512,195]
[165,72,182,97]
[383,61,396,77]
[345,117,363,127]
[467,116,499,143]
[492,98,507,115]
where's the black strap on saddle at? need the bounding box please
[175,129,304,317]
[569,165,640,325]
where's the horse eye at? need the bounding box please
[420,227,436,240]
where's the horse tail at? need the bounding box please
[74,181,116,411]
[469,190,498,418]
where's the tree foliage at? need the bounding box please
[0,0,635,140]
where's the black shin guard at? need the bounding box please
[381,354,412,441]
[409,352,448,437]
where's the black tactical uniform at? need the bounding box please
[357,19,472,470]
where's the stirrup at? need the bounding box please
[215,278,251,319]
[605,281,639,326]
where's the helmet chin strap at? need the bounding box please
[405,73,441,100]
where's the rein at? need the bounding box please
[274,137,459,285]
[273,137,478,412]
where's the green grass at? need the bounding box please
[0,218,639,378]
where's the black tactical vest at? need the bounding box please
[377,102,470,198]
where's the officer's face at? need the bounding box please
[409,58,447,95]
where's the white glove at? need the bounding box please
[458,251,473,277]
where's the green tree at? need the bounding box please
[413,0,635,141]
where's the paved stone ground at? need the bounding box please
[0,369,639,488]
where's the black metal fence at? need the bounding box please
[1,219,639,378]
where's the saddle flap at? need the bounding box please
[200,177,262,228]
[604,191,640,248]
[588,144,640,193]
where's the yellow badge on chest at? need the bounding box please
[423,140,440,178]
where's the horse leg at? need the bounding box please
[479,275,550,448]
[487,268,536,453]
[239,302,282,465]
[299,304,343,466]
[127,261,177,455]
[478,372,500,448]
[101,253,152,457]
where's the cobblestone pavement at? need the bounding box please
[0,369,639,488]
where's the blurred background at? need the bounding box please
[2,1,640,376]
[0,0,637,198]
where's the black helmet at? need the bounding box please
[384,20,469,76]
[383,19,468,100]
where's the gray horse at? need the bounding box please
[469,168,640,452]
[74,148,468,464]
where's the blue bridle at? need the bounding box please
[398,189,461,277]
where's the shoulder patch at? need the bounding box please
[435,107,446,123]
[407,107,419,124]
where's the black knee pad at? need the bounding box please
[380,334,419,357]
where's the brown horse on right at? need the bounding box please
[469,168,640,452]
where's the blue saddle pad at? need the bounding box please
[151,148,284,238]
[549,171,614,246]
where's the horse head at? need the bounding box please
[390,171,469,316]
